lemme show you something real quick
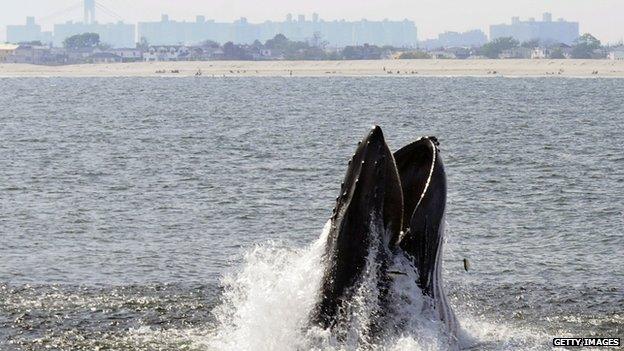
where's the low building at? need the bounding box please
[591,48,607,59]
[530,45,571,59]
[531,48,549,59]
[2,43,69,65]
[254,48,272,59]
[48,47,70,65]
[89,52,122,63]
[108,48,143,62]
[500,47,532,59]
[66,47,95,63]
[429,51,456,59]
[444,47,472,59]
[608,49,624,60]
[209,48,225,60]
[466,54,488,60]
[0,43,19,62]
[5,44,50,64]
[144,45,190,61]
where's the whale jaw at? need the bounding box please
[312,126,458,340]
[394,137,458,334]
[311,126,403,330]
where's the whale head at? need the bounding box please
[312,125,403,329]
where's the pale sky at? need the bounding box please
[1,0,623,43]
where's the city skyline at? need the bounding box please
[1,0,623,44]
[6,13,420,48]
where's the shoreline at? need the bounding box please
[1,59,623,78]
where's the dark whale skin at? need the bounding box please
[394,137,458,336]
[311,126,403,329]
[311,128,459,343]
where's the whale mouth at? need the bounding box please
[393,136,441,235]
[413,138,438,213]
[313,126,457,340]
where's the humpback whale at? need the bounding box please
[312,125,458,340]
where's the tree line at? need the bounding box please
[207,34,401,60]
[478,33,603,59]
[60,32,609,60]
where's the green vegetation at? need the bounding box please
[341,44,386,60]
[398,51,431,59]
[223,41,252,60]
[201,40,220,49]
[63,33,100,50]
[479,37,519,58]
[571,33,601,59]
[521,39,540,49]
[213,34,393,61]
[550,48,566,59]
[18,40,43,46]
[263,34,327,60]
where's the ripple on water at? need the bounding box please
[0,77,622,350]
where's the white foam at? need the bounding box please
[197,222,552,351]
[200,221,455,351]
[204,221,330,351]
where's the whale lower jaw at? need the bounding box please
[311,126,458,342]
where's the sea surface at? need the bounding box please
[0,77,622,350]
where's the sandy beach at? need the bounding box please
[0,59,623,78]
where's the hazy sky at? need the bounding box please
[1,0,623,43]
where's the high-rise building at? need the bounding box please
[490,13,579,44]
[421,29,488,49]
[53,21,135,48]
[138,15,232,45]
[7,17,53,44]
[138,14,418,47]
[6,8,417,49]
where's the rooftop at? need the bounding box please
[0,44,19,50]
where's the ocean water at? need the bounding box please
[0,77,622,350]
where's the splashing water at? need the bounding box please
[205,222,331,350]
[203,222,465,351]
[0,219,586,350]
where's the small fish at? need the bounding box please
[463,258,470,272]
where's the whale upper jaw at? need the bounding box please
[312,125,403,330]
[312,126,458,338]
